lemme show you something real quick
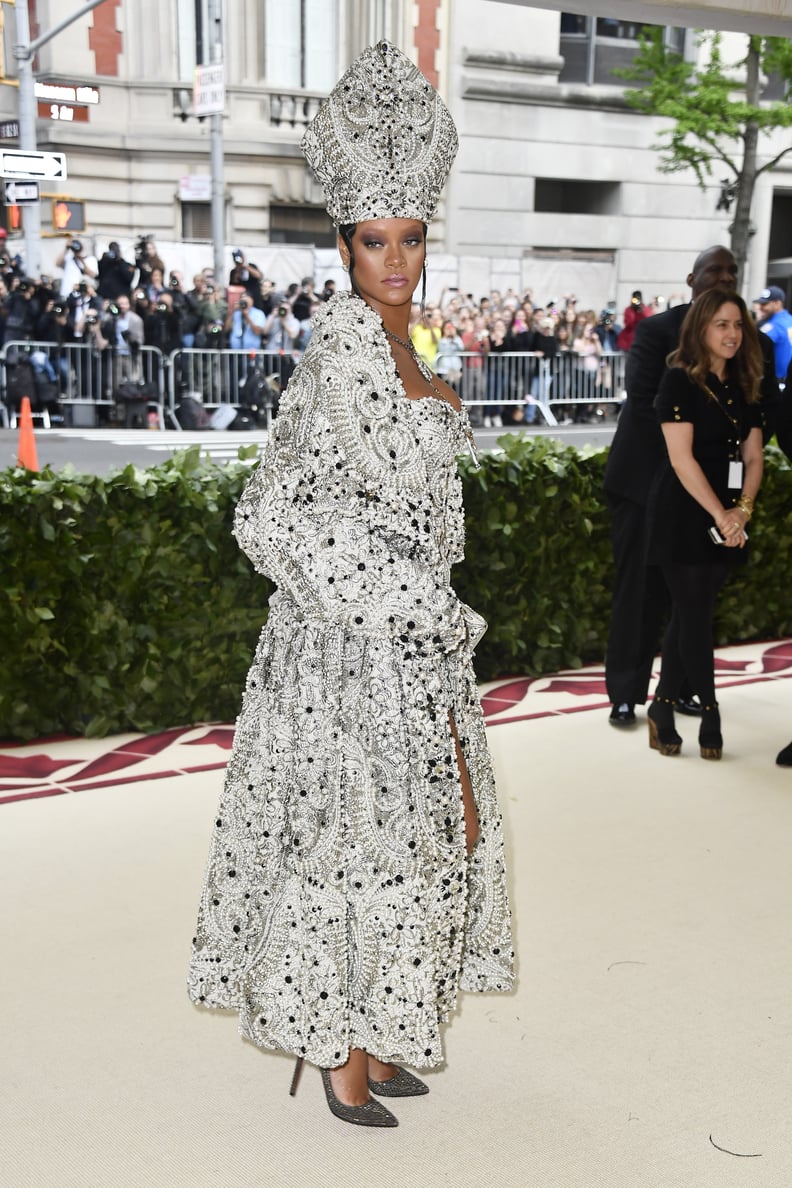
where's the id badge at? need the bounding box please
[728,461,743,489]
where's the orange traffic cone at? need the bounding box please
[17,396,39,472]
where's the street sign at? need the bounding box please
[34,82,100,106]
[0,148,67,181]
[4,180,39,205]
[194,64,224,117]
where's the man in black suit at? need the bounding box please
[603,244,779,727]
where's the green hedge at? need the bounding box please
[1,437,790,740]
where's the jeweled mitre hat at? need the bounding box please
[301,40,458,227]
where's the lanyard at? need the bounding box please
[702,382,742,463]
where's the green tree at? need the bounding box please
[618,29,792,288]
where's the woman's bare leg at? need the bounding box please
[328,1048,370,1105]
[449,711,481,854]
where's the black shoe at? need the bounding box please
[699,702,722,760]
[289,1058,399,1127]
[609,702,636,727]
[647,697,682,756]
[675,695,703,717]
[776,741,792,767]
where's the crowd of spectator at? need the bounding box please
[406,286,672,425]
[0,227,719,426]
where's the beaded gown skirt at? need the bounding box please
[188,313,514,1070]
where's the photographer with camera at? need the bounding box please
[229,249,264,308]
[616,289,650,353]
[102,293,144,362]
[595,307,621,354]
[261,300,300,389]
[2,276,38,344]
[166,270,200,347]
[65,278,102,342]
[97,241,135,302]
[319,277,336,303]
[101,293,145,400]
[187,275,226,348]
[262,302,299,352]
[0,229,23,289]
[225,293,267,351]
[291,277,316,322]
[34,297,71,391]
[134,236,166,292]
[56,238,98,299]
[144,290,182,357]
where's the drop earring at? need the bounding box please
[420,261,427,318]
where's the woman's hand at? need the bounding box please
[716,507,748,546]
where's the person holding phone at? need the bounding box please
[644,291,764,759]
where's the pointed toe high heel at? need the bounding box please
[320,1068,399,1127]
[368,1066,429,1097]
[647,697,682,756]
[699,703,723,760]
[289,1057,399,1127]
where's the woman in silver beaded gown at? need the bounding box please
[187,42,514,1128]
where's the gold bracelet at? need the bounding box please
[736,495,754,519]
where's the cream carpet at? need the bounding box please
[2,647,792,1188]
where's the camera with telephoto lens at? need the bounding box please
[278,305,288,317]
[85,313,98,326]
[238,297,249,310]
[70,240,82,254]
[170,274,180,288]
[232,249,243,263]
[156,301,168,314]
[108,302,120,317]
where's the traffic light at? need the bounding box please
[52,199,85,232]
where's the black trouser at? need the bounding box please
[605,493,670,705]
[655,562,730,707]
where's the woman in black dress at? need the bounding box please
[646,290,764,759]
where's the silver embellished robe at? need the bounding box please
[188,292,514,1069]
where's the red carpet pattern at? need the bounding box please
[3,639,791,806]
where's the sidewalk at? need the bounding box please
[2,640,792,1188]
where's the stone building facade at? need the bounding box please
[0,0,789,307]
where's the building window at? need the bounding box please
[182,202,212,241]
[177,0,210,81]
[270,205,335,246]
[265,0,339,91]
[368,0,398,43]
[559,15,685,86]
[535,179,621,216]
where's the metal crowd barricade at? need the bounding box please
[0,339,167,428]
[453,349,626,426]
[545,351,626,421]
[167,347,300,428]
